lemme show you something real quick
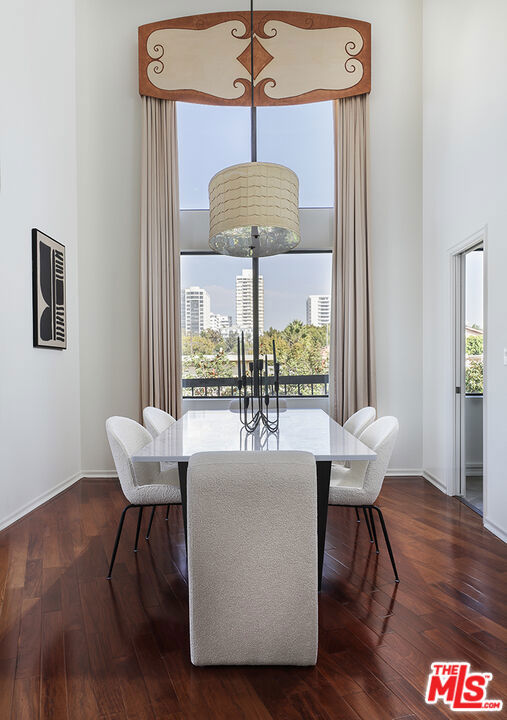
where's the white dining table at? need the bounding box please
[132,408,376,589]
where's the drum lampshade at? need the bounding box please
[208,162,300,258]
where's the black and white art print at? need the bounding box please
[32,229,66,349]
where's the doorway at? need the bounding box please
[453,239,485,515]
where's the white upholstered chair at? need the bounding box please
[105,416,181,578]
[329,416,400,581]
[343,406,376,437]
[340,406,376,519]
[187,451,318,666]
[143,406,176,437]
[143,406,179,521]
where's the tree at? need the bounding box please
[465,359,483,394]
[181,333,215,356]
[466,334,483,356]
[193,349,235,378]
[200,328,223,347]
[183,320,330,397]
[222,331,240,354]
[259,321,329,377]
[183,348,236,396]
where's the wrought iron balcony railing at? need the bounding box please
[182,374,329,398]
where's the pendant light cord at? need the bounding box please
[250,0,260,393]
[250,0,257,161]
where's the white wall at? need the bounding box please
[423,0,507,539]
[0,0,81,527]
[77,0,423,474]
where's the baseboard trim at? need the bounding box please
[483,518,507,543]
[386,468,424,478]
[423,470,447,493]
[0,472,81,532]
[80,471,118,479]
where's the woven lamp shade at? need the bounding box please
[208,162,300,258]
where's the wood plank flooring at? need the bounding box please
[0,477,505,719]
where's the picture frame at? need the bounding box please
[32,228,67,349]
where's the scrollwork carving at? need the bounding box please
[148,43,164,74]
[254,15,278,38]
[345,40,360,55]
[139,11,371,105]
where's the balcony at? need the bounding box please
[182,374,329,398]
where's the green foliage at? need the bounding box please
[260,320,329,376]
[464,335,483,394]
[465,359,483,394]
[221,331,241,354]
[200,328,224,346]
[193,348,235,379]
[182,320,330,395]
[181,333,215,357]
[465,334,483,356]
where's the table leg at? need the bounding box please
[316,461,332,591]
[178,461,189,555]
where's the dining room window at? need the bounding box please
[180,251,331,398]
[177,101,334,398]
[177,101,334,210]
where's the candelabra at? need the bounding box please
[237,332,280,433]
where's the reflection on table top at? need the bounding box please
[132,409,377,463]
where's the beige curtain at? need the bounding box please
[329,94,376,424]
[140,97,182,418]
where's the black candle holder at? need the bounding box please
[237,333,280,433]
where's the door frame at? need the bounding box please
[448,226,487,511]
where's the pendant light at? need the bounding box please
[208,1,300,258]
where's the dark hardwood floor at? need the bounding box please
[0,476,506,719]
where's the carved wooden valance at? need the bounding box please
[138,11,371,106]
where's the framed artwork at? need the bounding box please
[32,228,67,349]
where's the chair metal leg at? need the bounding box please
[107,504,134,579]
[145,506,156,540]
[165,504,170,521]
[355,507,360,522]
[363,507,374,542]
[134,507,144,552]
[368,507,379,553]
[372,506,399,582]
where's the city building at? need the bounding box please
[306,295,331,327]
[210,312,232,335]
[181,286,210,335]
[236,268,264,334]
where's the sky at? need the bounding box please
[465,249,483,329]
[181,254,332,330]
[177,101,334,209]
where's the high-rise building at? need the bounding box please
[236,269,264,334]
[181,286,211,335]
[209,312,232,336]
[306,295,331,327]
